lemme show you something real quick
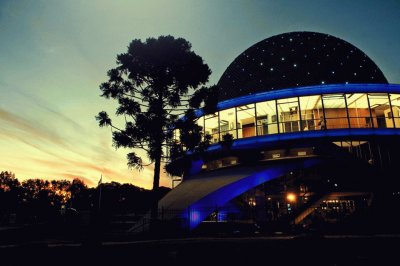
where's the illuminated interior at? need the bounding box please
[175,91,400,144]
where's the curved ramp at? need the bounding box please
[159,158,321,230]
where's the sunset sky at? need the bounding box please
[1,0,399,188]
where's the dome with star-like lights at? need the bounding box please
[217,31,387,101]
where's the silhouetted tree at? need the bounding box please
[68,178,87,208]
[0,171,19,191]
[189,84,220,114]
[220,132,234,149]
[0,171,20,222]
[96,36,211,219]
[0,171,171,227]
[21,179,49,200]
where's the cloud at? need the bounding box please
[46,172,95,187]
[11,85,85,131]
[0,103,95,161]
[26,156,133,187]
[0,107,67,147]
[31,158,69,169]
[69,160,122,178]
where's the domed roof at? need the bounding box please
[217,32,387,101]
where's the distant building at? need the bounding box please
[160,32,400,232]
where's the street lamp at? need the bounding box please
[286,192,297,203]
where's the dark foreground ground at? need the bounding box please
[0,234,399,266]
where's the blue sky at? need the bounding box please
[0,0,399,188]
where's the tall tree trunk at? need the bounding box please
[152,153,161,192]
[150,93,164,225]
[150,140,162,225]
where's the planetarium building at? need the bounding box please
[159,32,400,233]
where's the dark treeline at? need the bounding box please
[0,171,170,226]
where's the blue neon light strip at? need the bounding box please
[200,128,400,152]
[182,158,322,230]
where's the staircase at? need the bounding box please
[294,194,329,225]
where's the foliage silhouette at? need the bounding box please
[95,35,216,219]
[0,171,170,226]
[220,133,234,149]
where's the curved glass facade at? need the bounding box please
[175,91,400,144]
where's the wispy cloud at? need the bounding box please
[46,172,95,187]
[0,108,67,146]
[9,84,85,132]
